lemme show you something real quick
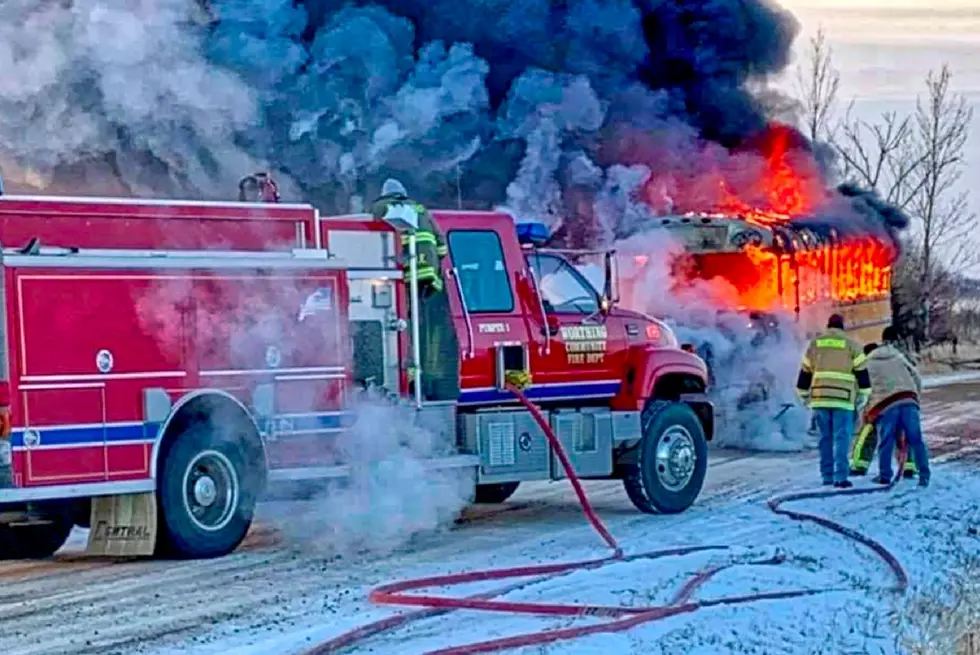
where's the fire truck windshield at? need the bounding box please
[528,253,600,315]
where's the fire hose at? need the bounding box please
[306,385,910,655]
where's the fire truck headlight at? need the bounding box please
[645,319,678,348]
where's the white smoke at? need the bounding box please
[499,70,606,226]
[0,0,274,196]
[132,248,472,557]
[609,229,816,452]
[261,391,473,557]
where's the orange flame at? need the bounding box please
[715,124,827,227]
[633,124,897,315]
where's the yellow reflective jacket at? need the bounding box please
[370,194,447,291]
[796,328,872,410]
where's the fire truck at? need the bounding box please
[0,189,712,560]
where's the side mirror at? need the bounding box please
[542,314,560,337]
[603,250,620,305]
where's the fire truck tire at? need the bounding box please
[473,482,520,504]
[0,519,73,559]
[157,428,256,559]
[623,400,707,515]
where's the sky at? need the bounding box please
[775,0,980,267]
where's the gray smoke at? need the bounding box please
[0,0,809,216]
[613,231,814,451]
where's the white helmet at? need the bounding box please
[381,177,407,197]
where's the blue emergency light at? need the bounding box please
[516,221,550,246]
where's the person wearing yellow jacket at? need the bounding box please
[370,178,460,401]
[862,326,931,487]
[796,314,872,488]
[849,342,918,478]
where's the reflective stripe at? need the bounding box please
[852,353,868,368]
[815,337,847,349]
[851,423,874,467]
[436,245,448,256]
[813,371,856,382]
[401,232,438,245]
[810,399,856,410]
[801,356,813,370]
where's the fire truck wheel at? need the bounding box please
[623,400,707,515]
[0,519,73,559]
[473,482,520,504]
[157,429,255,559]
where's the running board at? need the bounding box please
[0,456,482,503]
[0,480,155,504]
[267,455,480,483]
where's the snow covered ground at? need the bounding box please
[1,380,978,655]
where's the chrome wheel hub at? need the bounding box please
[182,450,239,532]
[193,476,218,507]
[654,426,697,491]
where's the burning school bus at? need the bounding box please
[634,213,895,344]
[594,211,897,448]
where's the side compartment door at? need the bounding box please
[21,388,107,486]
[444,228,531,406]
[12,270,107,485]
[524,253,623,400]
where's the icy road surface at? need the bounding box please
[2,380,979,655]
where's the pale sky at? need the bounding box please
[775,1,980,266]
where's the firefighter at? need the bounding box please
[796,314,872,488]
[370,178,460,402]
[849,341,918,478]
[864,326,931,487]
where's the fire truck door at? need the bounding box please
[525,253,622,397]
[21,387,107,485]
[444,228,531,400]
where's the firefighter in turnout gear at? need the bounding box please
[796,314,872,488]
[370,178,460,402]
[862,326,931,487]
[849,342,918,478]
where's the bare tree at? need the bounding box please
[834,107,927,211]
[794,28,840,143]
[905,65,977,321]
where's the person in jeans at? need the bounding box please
[865,326,931,487]
[796,314,872,488]
[849,342,918,478]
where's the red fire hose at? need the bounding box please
[306,386,910,655]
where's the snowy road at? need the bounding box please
[2,382,979,655]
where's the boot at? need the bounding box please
[903,469,916,479]
[833,480,854,489]
[871,475,890,485]
[850,467,867,476]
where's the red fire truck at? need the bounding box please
[0,190,712,560]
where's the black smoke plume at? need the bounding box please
[0,0,907,243]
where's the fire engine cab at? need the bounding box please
[0,186,712,560]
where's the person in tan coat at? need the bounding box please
[849,342,918,478]
[864,326,931,487]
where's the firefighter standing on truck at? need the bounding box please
[796,314,872,488]
[370,178,460,402]
[849,341,918,478]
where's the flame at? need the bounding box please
[663,238,894,314]
[716,124,827,227]
[631,124,897,316]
